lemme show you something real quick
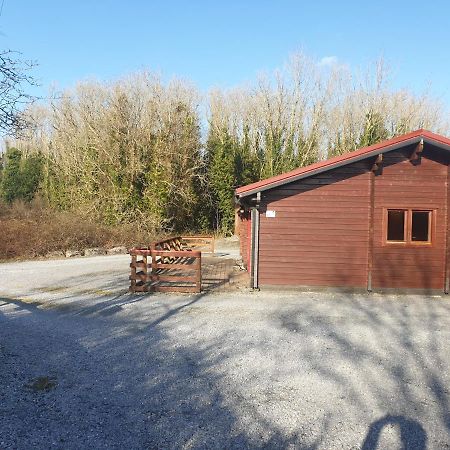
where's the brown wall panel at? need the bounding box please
[239,213,250,269]
[255,145,449,291]
[371,148,447,290]
[258,161,371,287]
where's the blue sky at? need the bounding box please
[2,1,450,106]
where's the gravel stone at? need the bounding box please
[65,250,82,258]
[84,247,107,257]
[1,254,450,449]
[106,246,128,255]
[45,251,65,259]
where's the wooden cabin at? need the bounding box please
[235,130,450,293]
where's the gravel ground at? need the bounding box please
[1,253,450,449]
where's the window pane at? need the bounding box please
[412,211,430,242]
[387,210,405,241]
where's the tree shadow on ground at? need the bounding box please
[272,292,450,448]
[0,291,327,449]
[2,256,450,448]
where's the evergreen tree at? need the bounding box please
[235,125,259,187]
[207,130,237,234]
[0,147,43,203]
[20,153,44,201]
[359,110,388,147]
[1,147,22,203]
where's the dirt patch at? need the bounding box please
[201,257,249,291]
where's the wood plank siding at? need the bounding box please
[258,161,372,287]
[371,146,448,290]
[241,144,450,291]
[239,212,250,269]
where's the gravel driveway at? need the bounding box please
[1,256,450,449]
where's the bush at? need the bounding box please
[0,199,157,260]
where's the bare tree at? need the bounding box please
[209,53,450,165]
[14,72,204,231]
[10,53,450,233]
[0,50,37,136]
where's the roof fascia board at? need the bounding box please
[423,136,450,151]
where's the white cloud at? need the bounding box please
[319,56,339,67]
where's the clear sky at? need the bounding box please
[2,1,450,106]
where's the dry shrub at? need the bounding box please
[0,200,156,260]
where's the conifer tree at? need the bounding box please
[359,110,389,147]
[207,130,237,233]
[0,147,43,203]
[1,147,22,203]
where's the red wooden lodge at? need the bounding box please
[235,129,450,293]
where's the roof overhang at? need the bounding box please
[235,130,450,200]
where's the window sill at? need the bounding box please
[384,241,432,247]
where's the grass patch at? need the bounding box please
[25,376,58,392]
[37,286,68,293]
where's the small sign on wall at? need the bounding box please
[266,210,276,218]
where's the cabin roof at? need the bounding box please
[235,129,450,199]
